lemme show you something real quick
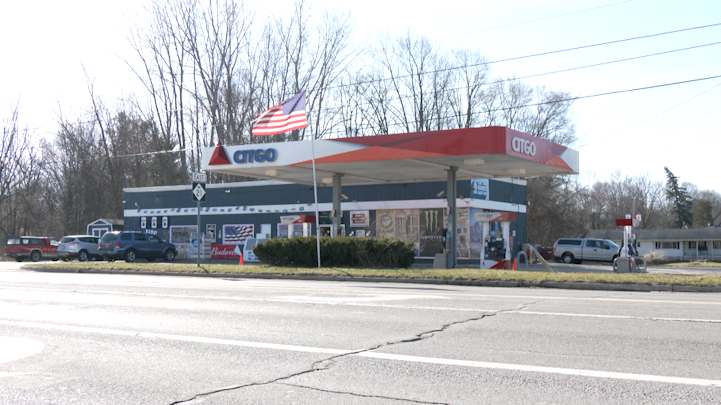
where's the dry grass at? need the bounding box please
[28,261,721,287]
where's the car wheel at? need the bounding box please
[124,249,137,263]
[562,253,574,264]
[78,250,89,262]
[30,251,41,262]
[163,250,175,262]
[146,257,156,262]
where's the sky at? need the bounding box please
[1,0,720,193]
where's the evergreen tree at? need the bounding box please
[693,200,713,228]
[664,167,693,228]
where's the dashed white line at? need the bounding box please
[1,319,720,387]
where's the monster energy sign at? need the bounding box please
[419,208,444,257]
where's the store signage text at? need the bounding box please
[233,148,277,164]
[511,137,536,156]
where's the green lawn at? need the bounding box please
[29,261,721,287]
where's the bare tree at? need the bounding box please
[0,101,40,239]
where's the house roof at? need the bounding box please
[585,227,721,241]
[88,218,124,226]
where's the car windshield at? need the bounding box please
[60,237,75,243]
[607,241,619,249]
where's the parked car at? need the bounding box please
[553,238,619,264]
[57,235,102,261]
[98,231,177,262]
[4,236,60,262]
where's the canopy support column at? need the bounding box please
[446,166,457,269]
[332,173,343,237]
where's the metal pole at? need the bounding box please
[197,199,200,267]
[310,133,322,268]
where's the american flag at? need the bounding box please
[252,91,309,136]
[223,224,254,244]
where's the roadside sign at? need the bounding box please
[192,182,206,201]
[192,172,207,182]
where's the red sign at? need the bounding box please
[615,219,633,226]
[211,244,240,259]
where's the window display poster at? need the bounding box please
[350,210,370,227]
[376,210,395,239]
[419,208,443,257]
[222,224,254,245]
[470,208,484,258]
[206,224,216,243]
[455,208,470,258]
[471,178,489,200]
[170,225,197,244]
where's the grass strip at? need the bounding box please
[31,262,721,287]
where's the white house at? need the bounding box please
[584,228,721,261]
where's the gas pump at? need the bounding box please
[475,212,516,269]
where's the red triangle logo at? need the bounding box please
[209,141,230,165]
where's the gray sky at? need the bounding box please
[2,0,719,192]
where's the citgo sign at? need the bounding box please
[511,137,536,156]
[233,148,277,164]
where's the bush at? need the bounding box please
[644,250,669,265]
[253,236,415,268]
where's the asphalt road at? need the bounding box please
[1,262,720,404]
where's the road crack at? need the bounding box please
[279,382,450,404]
[169,304,538,404]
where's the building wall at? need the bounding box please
[123,179,527,259]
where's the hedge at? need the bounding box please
[253,236,415,268]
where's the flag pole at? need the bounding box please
[307,106,322,268]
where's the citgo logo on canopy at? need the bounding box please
[511,137,536,156]
[233,148,277,164]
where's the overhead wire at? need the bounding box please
[576,79,721,147]
[35,72,721,164]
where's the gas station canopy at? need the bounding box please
[201,126,579,184]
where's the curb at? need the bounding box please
[21,266,721,293]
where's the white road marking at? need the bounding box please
[0,336,44,364]
[2,286,720,322]
[355,352,721,387]
[512,311,721,323]
[1,319,720,388]
[0,372,35,378]
[2,284,721,307]
[275,295,448,303]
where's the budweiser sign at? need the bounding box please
[211,244,240,259]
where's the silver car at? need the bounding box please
[57,235,102,261]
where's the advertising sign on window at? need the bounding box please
[419,208,444,257]
[349,211,369,227]
[471,179,489,200]
[206,224,216,243]
[222,224,254,245]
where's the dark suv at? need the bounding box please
[98,231,177,262]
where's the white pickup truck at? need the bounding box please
[553,238,620,264]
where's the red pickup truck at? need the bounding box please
[5,236,60,262]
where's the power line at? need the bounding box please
[32,73,721,161]
[320,40,721,116]
[333,22,721,90]
[577,79,721,147]
[318,74,721,138]
[431,0,640,42]
[20,22,721,135]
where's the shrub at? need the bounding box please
[644,250,669,265]
[253,236,415,268]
